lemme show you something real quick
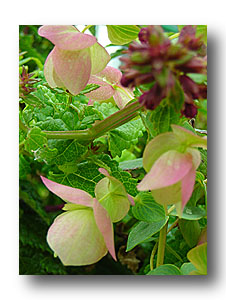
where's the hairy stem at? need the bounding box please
[43,100,142,141]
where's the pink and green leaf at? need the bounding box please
[142,132,182,172]
[89,43,111,74]
[113,86,134,108]
[47,209,107,266]
[151,181,182,206]
[52,47,92,95]
[95,176,130,222]
[93,198,116,261]
[138,150,193,191]
[38,25,96,51]
[40,176,93,207]
[171,124,207,149]
[187,242,207,275]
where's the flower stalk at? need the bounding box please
[43,100,142,141]
[156,220,168,267]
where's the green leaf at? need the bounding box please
[168,79,185,112]
[19,56,43,69]
[187,243,207,275]
[161,25,178,33]
[147,264,182,275]
[79,83,100,95]
[180,262,197,275]
[24,127,58,162]
[132,192,166,223]
[20,93,44,108]
[119,158,143,170]
[187,73,207,84]
[47,139,88,166]
[107,25,140,45]
[197,149,207,177]
[179,219,201,247]
[126,217,168,251]
[170,206,206,220]
[196,25,207,45]
[108,118,145,157]
[146,101,181,137]
[95,176,130,222]
[49,154,138,198]
[165,244,183,262]
[19,155,31,180]
[19,182,50,226]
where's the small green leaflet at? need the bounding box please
[24,127,57,162]
[170,206,206,220]
[180,262,197,275]
[196,25,207,45]
[107,25,140,45]
[119,158,143,170]
[187,243,207,275]
[147,264,182,275]
[161,25,179,33]
[179,219,201,248]
[20,93,44,108]
[132,192,166,223]
[126,217,168,251]
[187,73,207,84]
[79,84,100,95]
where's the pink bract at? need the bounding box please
[41,176,116,265]
[38,25,110,95]
[137,125,207,215]
[86,66,134,109]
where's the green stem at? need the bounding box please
[19,118,29,133]
[67,94,73,106]
[43,100,142,141]
[156,221,168,267]
[167,204,175,215]
[167,218,179,234]
[82,25,93,33]
[150,241,158,271]
[169,33,180,40]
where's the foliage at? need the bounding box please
[19,25,207,275]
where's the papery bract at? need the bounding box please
[137,125,207,216]
[38,25,110,95]
[47,208,108,266]
[95,168,134,222]
[40,176,115,266]
[86,66,134,109]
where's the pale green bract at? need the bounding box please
[137,125,207,216]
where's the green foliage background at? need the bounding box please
[19,25,207,275]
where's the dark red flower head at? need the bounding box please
[120,25,207,118]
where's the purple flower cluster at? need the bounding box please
[19,66,40,97]
[120,26,207,118]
